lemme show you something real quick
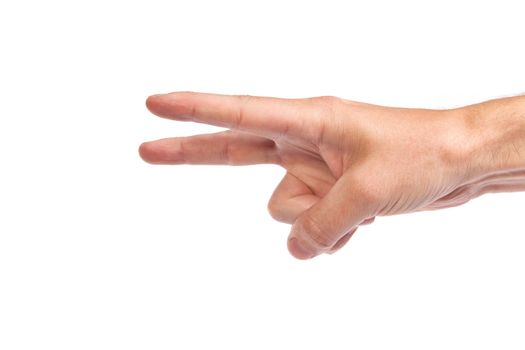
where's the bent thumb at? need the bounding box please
[287,177,370,259]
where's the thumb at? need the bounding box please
[287,176,372,259]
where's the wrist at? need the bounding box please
[459,95,525,177]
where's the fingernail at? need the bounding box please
[288,237,315,260]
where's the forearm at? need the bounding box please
[459,95,525,190]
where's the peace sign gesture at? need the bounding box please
[140,91,515,259]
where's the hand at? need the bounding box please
[139,92,525,259]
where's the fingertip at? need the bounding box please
[139,141,168,164]
[145,92,193,120]
[287,236,316,260]
[138,141,153,162]
[145,94,164,112]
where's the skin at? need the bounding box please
[139,92,525,260]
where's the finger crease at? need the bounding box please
[236,102,245,130]
[189,103,196,121]
[179,140,187,163]
[224,139,233,165]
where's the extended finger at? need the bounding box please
[145,92,324,140]
[139,130,279,165]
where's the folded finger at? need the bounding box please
[327,227,358,254]
[267,173,319,224]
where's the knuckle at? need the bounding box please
[224,137,236,165]
[177,139,187,163]
[314,95,340,104]
[313,95,342,111]
[352,179,383,208]
[361,186,382,205]
[307,96,342,144]
[237,94,258,106]
[237,94,253,102]
[235,95,255,129]
[267,198,283,221]
[362,188,383,208]
[298,215,333,249]
[267,194,291,223]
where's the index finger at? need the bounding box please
[145,92,323,140]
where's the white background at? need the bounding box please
[1,0,524,349]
